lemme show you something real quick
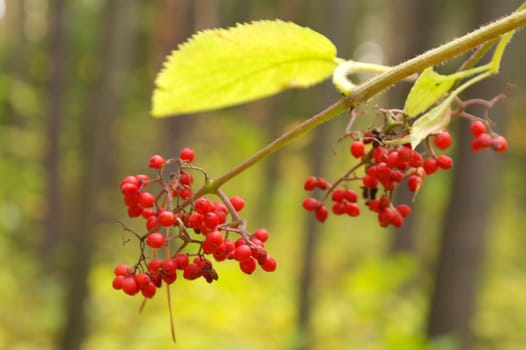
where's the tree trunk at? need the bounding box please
[5,0,27,126]
[426,120,501,347]
[41,0,66,261]
[59,1,137,348]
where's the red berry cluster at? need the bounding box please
[469,120,508,152]
[302,103,509,228]
[113,147,276,298]
[303,127,457,228]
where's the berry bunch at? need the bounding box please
[469,120,508,152]
[113,147,277,299]
[302,105,508,228]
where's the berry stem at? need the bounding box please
[166,284,176,343]
[206,99,351,190]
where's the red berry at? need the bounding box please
[161,259,177,275]
[174,254,189,269]
[387,151,400,168]
[304,176,318,191]
[147,259,162,274]
[251,246,268,264]
[408,175,422,192]
[378,208,395,227]
[239,257,257,274]
[179,147,195,162]
[204,212,220,229]
[187,212,204,229]
[149,273,162,287]
[121,277,139,295]
[368,199,380,212]
[178,172,194,185]
[470,120,487,136]
[491,136,508,152]
[344,190,358,203]
[138,192,155,208]
[346,202,360,217]
[142,208,156,218]
[149,154,165,169]
[183,263,202,280]
[205,230,223,246]
[114,264,132,276]
[141,282,157,298]
[235,238,247,247]
[134,273,151,288]
[213,201,227,214]
[316,177,329,190]
[350,141,365,158]
[302,197,321,211]
[194,197,212,214]
[362,174,378,188]
[471,133,492,152]
[261,255,277,272]
[373,147,389,162]
[378,195,391,210]
[146,232,166,248]
[121,183,139,197]
[423,158,438,175]
[158,210,176,226]
[127,205,143,218]
[396,204,412,218]
[436,155,453,170]
[433,131,452,150]
[390,170,404,182]
[390,212,404,227]
[376,162,391,179]
[315,206,328,222]
[135,174,150,185]
[112,276,124,290]
[234,244,252,261]
[397,146,412,162]
[367,165,378,177]
[146,215,159,231]
[331,188,346,202]
[253,228,269,242]
[332,201,347,215]
[162,273,177,284]
[229,195,245,212]
[120,176,139,188]
[409,151,424,168]
[179,186,193,200]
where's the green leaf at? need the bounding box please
[396,101,452,149]
[403,68,457,117]
[152,20,337,117]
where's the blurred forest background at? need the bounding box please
[1,0,526,349]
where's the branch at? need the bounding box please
[350,5,526,103]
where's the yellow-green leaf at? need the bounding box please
[152,20,337,117]
[403,67,457,117]
[395,101,452,149]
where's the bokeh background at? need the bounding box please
[1,0,526,349]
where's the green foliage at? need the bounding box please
[151,20,337,117]
[392,28,517,149]
[403,68,456,118]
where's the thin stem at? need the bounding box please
[210,99,350,189]
[350,6,526,103]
